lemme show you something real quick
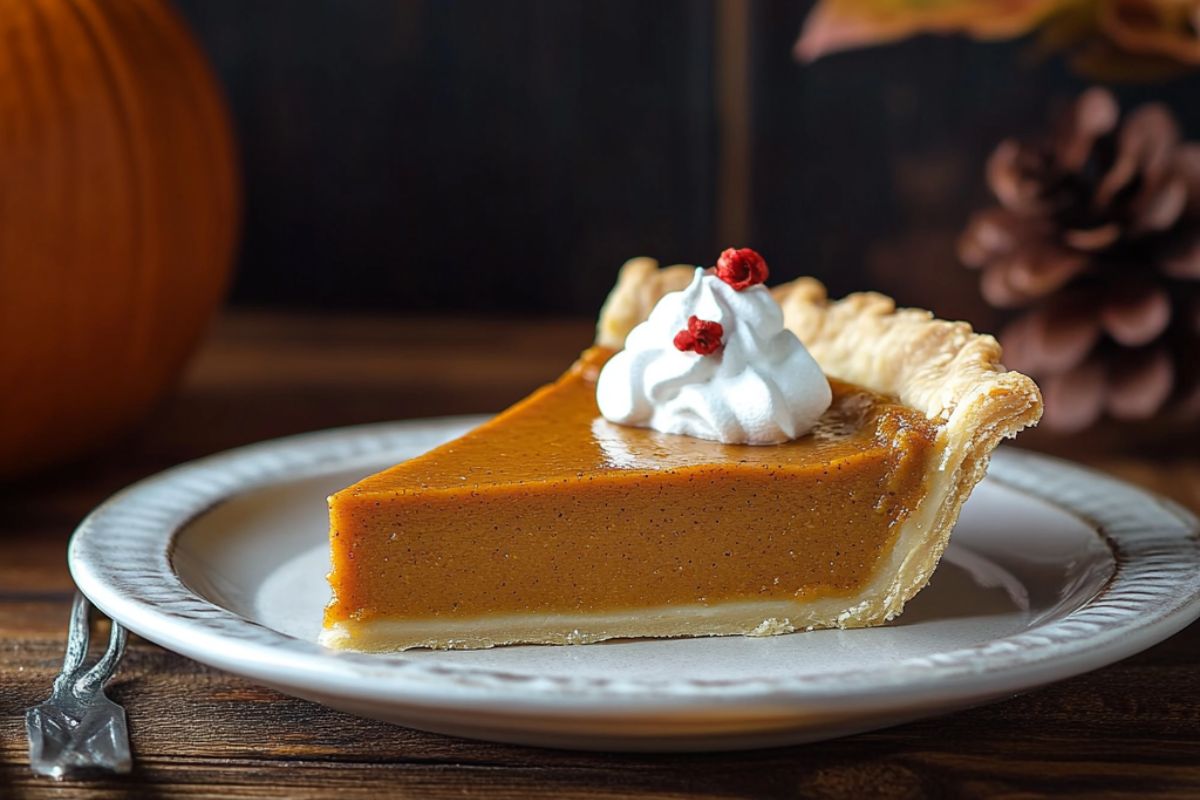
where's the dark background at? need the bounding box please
[174,0,1200,321]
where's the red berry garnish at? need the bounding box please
[715,247,768,290]
[673,315,724,355]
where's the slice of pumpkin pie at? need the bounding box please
[321,249,1042,651]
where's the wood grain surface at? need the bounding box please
[2,312,1198,799]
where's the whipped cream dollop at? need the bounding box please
[596,267,832,445]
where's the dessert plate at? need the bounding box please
[69,418,1200,752]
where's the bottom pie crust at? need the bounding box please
[322,597,880,652]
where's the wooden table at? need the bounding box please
[3,312,1199,799]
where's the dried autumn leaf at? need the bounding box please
[797,0,1200,80]
[795,0,1070,61]
[1098,0,1200,64]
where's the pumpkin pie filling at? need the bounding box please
[324,347,939,649]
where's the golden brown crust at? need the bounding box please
[771,280,1041,430]
[595,258,697,348]
[594,257,1043,627]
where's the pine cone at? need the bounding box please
[960,87,1200,432]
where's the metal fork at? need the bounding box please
[25,592,132,780]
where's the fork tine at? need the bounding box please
[73,619,127,699]
[53,593,93,694]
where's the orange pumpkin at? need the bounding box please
[0,0,239,479]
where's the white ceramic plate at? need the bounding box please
[69,417,1200,752]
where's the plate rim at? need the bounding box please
[68,417,1200,714]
